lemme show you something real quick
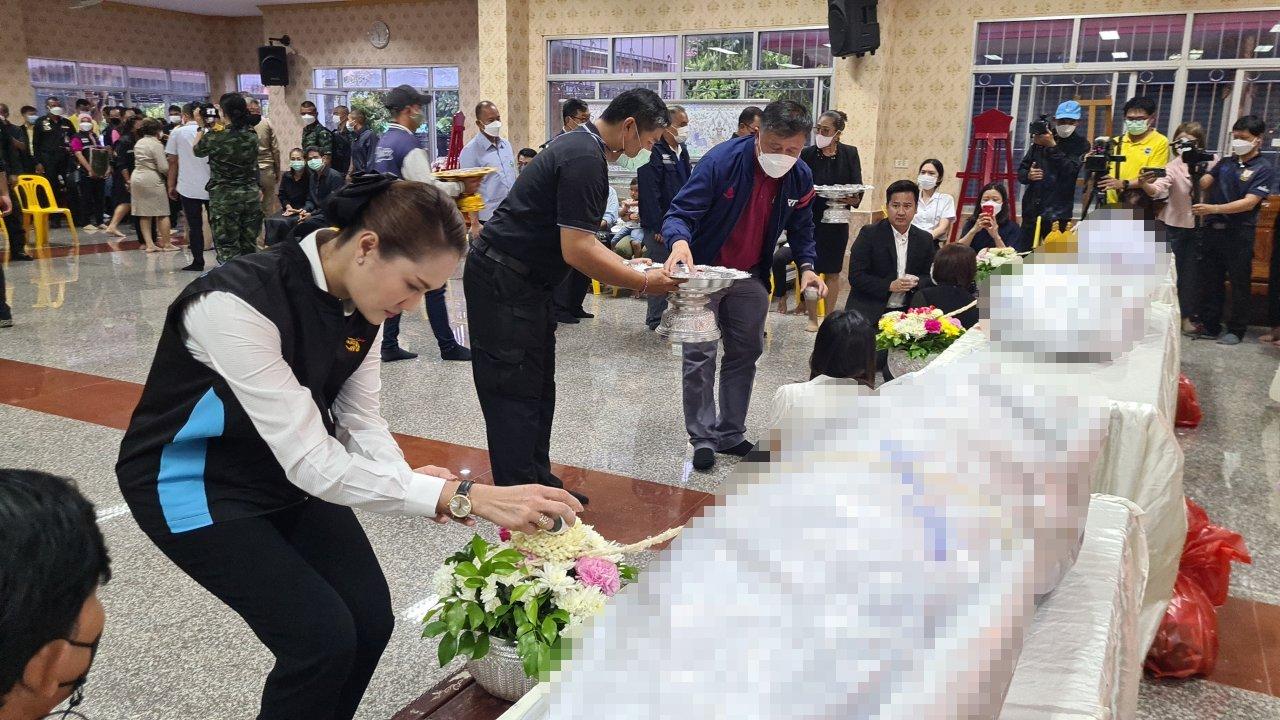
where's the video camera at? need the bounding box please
[1029,114,1052,137]
[1172,138,1214,169]
[1084,136,1125,174]
[199,103,220,123]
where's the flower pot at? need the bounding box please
[465,636,538,702]
[887,349,937,378]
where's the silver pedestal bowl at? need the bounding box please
[655,265,752,344]
[814,183,873,224]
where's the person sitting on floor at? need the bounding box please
[767,309,877,430]
[910,243,979,329]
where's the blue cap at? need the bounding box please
[1055,100,1082,120]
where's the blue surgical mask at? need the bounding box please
[307,158,324,171]
[290,160,305,171]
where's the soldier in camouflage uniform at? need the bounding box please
[299,100,333,158]
[194,94,263,263]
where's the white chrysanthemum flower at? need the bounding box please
[554,585,606,624]
[432,565,457,599]
[535,561,577,595]
[480,576,502,613]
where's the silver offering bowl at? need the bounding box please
[655,265,751,344]
[814,184,873,224]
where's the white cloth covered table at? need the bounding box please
[998,493,1150,720]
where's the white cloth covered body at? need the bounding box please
[539,353,1107,720]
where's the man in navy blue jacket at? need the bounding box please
[638,104,691,330]
[662,100,825,471]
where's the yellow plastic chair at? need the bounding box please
[14,174,78,249]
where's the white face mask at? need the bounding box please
[484,120,502,137]
[981,200,1002,216]
[301,114,315,124]
[1055,124,1076,138]
[1230,138,1257,157]
[168,115,181,124]
[346,121,357,132]
[674,127,690,144]
[25,114,38,124]
[49,106,64,117]
[814,133,835,149]
[916,173,938,190]
[332,115,342,126]
[79,122,92,132]
[757,147,798,179]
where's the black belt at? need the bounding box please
[470,236,532,278]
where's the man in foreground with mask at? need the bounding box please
[466,89,683,503]
[0,469,111,720]
[662,100,825,472]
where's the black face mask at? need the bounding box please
[107,118,120,126]
[248,113,262,127]
[39,633,100,719]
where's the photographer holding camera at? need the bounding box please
[1191,114,1274,346]
[1017,101,1088,244]
[1140,121,1215,335]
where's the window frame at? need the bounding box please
[28,58,209,112]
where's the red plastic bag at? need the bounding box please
[1145,572,1220,678]
[1181,499,1252,607]
[1176,374,1203,428]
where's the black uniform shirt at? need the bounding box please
[478,123,609,284]
[33,114,74,160]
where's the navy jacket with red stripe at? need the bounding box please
[660,133,816,283]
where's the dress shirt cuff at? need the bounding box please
[405,471,447,517]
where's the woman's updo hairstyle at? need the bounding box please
[218,92,250,130]
[325,172,467,261]
[820,109,848,134]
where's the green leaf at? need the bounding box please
[517,621,534,638]
[467,602,485,629]
[493,604,510,617]
[437,633,458,667]
[456,630,475,659]
[540,616,558,644]
[619,565,639,582]
[509,585,530,603]
[536,643,551,678]
[470,534,489,561]
[448,550,472,564]
[453,562,479,578]
[490,563,517,575]
[422,619,448,638]
[423,604,443,622]
[472,633,491,660]
[491,548,525,563]
[527,596,540,623]
[548,610,570,624]
[462,577,485,589]
[446,602,467,634]
[521,647,540,679]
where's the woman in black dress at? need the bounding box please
[910,243,979,329]
[796,110,862,331]
[102,116,140,238]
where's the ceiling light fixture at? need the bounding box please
[708,47,739,56]
[1099,30,1121,41]
[778,62,800,68]
[1257,44,1275,53]
[1271,23,1280,33]
[1112,51,1129,59]
[984,54,1003,61]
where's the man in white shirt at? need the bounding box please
[457,100,517,226]
[166,102,212,272]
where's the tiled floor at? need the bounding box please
[3,230,1280,718]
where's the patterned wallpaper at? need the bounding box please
[258,0,480,166]
[0,0,30,111]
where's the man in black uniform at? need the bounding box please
[330,104,353,176]
[32,96,77,223]
[466,89,682,503]
[0,104,31,261]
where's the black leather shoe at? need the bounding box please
[692,447,716,471]
[11,253,34,261]
[717,440,755,457]
[571,309,595,319]
[441,345,472,362]
[181,263,205,272]
[381,347,419,362]
[555,313,580,324]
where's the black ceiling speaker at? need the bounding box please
[828,0,880,58]
[258,34,292,86]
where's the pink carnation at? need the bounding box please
[924,318,942,333]
[574,557,621,597]
[499,527,511,542]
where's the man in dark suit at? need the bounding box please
[846,179,937,350]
